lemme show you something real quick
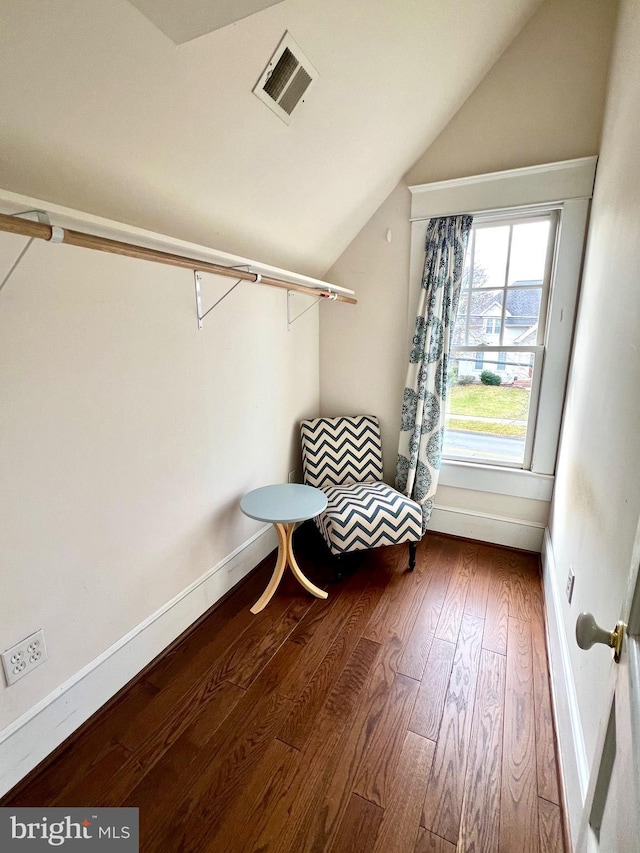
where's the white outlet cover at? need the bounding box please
[1,629,48,686]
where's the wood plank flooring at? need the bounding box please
[1,528,566,852]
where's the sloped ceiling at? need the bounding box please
[128,0,287,45]
[0,0,542,276]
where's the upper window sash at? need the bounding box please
[470,209,559,228]
[459,209,558,349]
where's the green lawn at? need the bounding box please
[448,384,530,419]
[446,384,530,438]
[445,417,526,437]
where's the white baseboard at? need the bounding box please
[541,527,590,850]
[429,503,545,552]
[0,525,277,799]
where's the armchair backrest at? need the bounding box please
[300,415,384,490]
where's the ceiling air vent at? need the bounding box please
[253,32,318,124]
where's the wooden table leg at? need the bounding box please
[285,523,328,600]
[250,522,328,613]
[250,523,288,614]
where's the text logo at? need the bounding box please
[0,808,138,850]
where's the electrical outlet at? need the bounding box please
[566,567,575,604]
[288,470,296,484]
[2,629,47,686]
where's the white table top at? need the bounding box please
[240,483,327,524]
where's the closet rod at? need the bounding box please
[0,212,357,305]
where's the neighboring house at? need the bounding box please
[457,280,541,382]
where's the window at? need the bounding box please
[444,212,556,467]
[409,157,594,492]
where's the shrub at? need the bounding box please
[480,370,502,386]
[457,375,475,386]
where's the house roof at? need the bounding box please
[0,0,543,277]
[504,283,542,326]
[473,281,542,325]
[515,322,538,344]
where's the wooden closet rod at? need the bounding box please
[0,212,357,305]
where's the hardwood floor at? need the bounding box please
[1,528,566,853]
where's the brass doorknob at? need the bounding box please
[575,612,625,663]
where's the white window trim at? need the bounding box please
[407,157,596,498]
[439,460,554,501]
[409,156,596,220]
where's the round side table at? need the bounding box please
[240,483,328,614]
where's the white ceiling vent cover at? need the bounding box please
[253,32,318,124]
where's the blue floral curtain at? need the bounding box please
[396,215,473,531]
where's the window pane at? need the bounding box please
[468,289,503,345]
[505,287,542,344]
[445,350,535,466]
[454,288,505,346]
[453,290,469,345]
[473,225,509,289]
[508,219,550,287]
[461,239,472,289]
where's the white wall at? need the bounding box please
[405,0,617,186]
[546,0,640,840]
[0,0,540,278]
[320,183,411,483]
[320,0,616,548]
[0,215,319,735]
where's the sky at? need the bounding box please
[470,217,550,289]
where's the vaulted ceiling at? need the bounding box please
[0,0,542,276]
[128,0,287,44]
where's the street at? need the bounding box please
[443,428,525,464]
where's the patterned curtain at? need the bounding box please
[396,215,473,531]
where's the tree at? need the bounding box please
[453,262,500,347]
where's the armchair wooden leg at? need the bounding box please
[408,541,417,572]
[334,554,343,584]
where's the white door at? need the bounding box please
[576,518,640,852]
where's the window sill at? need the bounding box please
[439,459,554,501]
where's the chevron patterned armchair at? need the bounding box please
[300,415,422,571]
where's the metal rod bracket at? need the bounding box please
[11,209,50,224]
[194,269,243,330]
[0,210,55,298]
[195,271,204,330]
[9,209,65,244]
[287,290,337,331]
